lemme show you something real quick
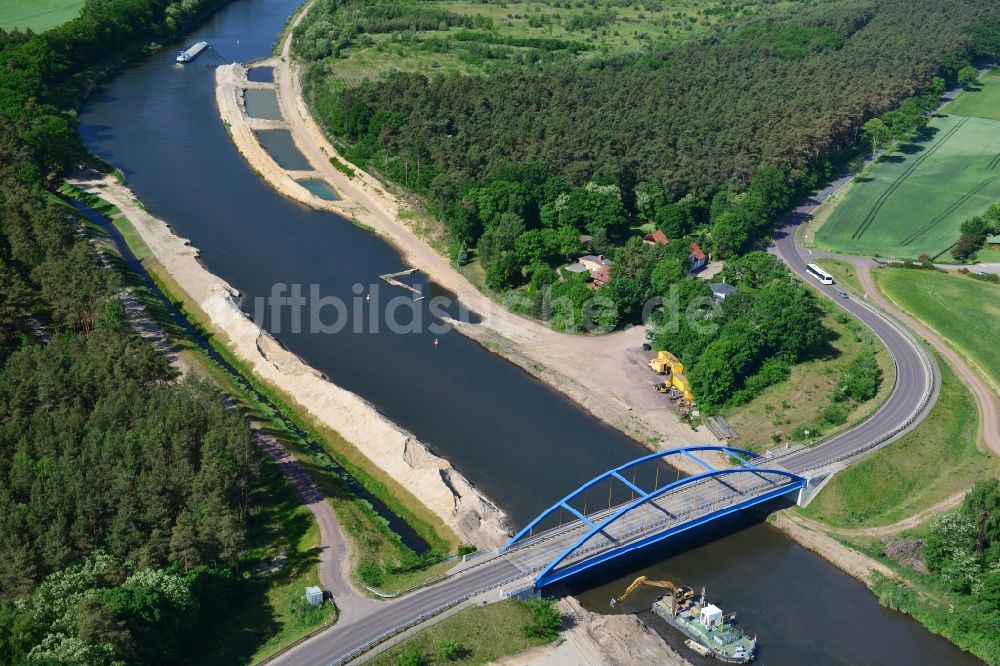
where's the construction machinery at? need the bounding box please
[610,576,694,607]
[671,373,689,393]
[648,351,684,376]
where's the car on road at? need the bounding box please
[838,291,849,299]
[642,343,652,351]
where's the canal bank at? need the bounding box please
[75,0,985,663]
[67,170,509,549]
[216,28,719,459]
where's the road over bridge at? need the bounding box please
[270,182,938,666]
[271,446,806,666]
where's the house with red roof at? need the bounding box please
[591,264,612,287]
[690,241,708,272]
[642,229,669,246]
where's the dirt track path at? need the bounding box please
[254,432,378,620]
[854,259,1000,458]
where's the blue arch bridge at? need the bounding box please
[477,446,807,588]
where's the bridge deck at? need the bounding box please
[278,460,802,666]
[501,464,802,584]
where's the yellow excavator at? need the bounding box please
[610,576,694,607]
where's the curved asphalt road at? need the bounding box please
[773,188,936,473]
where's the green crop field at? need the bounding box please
[875,267,1000,390]
[0,0,84,32]
[815,113,1000,259]
[944,67,1000,121]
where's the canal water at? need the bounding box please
[78,2,981,664]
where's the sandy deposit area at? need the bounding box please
[495,597,690,666]
[217,23,721,474]
[69,170,509,548]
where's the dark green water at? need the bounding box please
[76,2,981,663]
[255,129,310,169]
[245,88,281,120]
[298,178,339,200]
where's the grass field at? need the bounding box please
[307,0,813,84]
[944,67,1000,122]
[0,0,83,32]
[367,600,553,665]
[725,299,894,451]
[815,113,1000,259]
[801,354,995,528]
[816,258,862,294]
[875,267,1000,392]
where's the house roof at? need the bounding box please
[592,265,612,284]
[690,241,706,261]
[643,230,669,245]
[988,235,1000,244]
[709,282,736,297]
[580,254,613,266]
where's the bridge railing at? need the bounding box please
[503,446,767,553]
[554,476,798,569]
[504,467,768,553]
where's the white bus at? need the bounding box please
[805,263,834,285]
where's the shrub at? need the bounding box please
[969,272,1000,284]
[329,156,356,178]
[791,426,820,441]
[520,597,562,640]
[821,403,848,426]
[398,645,425,666]
[357,560,386,587]
[436,639,461,660]
[834,351,881,402]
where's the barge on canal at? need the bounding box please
[176,41,208,63]
[652,589,757,663]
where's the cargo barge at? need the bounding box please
[176,41,208,63]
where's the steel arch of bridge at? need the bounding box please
[501,446,806,588]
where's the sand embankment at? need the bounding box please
[494,596,691,666]
[69,170,510,548]
[217,56,720,474]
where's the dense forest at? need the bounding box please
[0,0,271,663]
[301,0,1000,408]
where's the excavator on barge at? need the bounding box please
[611,576,757,663]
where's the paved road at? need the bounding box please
[771,197,936,473]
